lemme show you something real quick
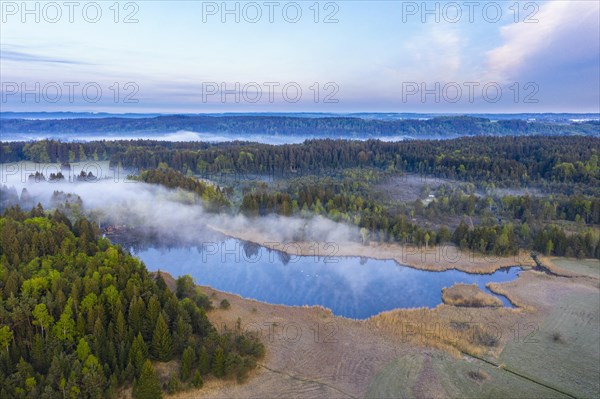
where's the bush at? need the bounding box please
[472,326,499,347]
[467,369,488,382]
[220,299,231,310]
[552,332,566,344]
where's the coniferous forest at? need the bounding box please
[1,136,598,191]
[0,206,264,398]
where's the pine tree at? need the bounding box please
[167,374,180,394]
[76,338,91,362]
[212,346,225,377]
[129,333,148,376]
[151,313,172,361]
[114,311,127,343]
[81,355,106,399]
[128,297,146,336]
[133,360,162,399]
[198,346,210,375]
[146,296,161,337]
[155,272,168,293]
[192,370,203,388]
[180,346,194,381]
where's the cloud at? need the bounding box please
[406,26,463,80]
[373,25,465,86]
[486,1,600,83]
[0,49,89,65]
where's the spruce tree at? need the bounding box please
[129,333,148,377]
[198,346,210,375]
[151,313,172,361]
[212,346,225,377]
[192,370,203,388]
[133,360,162,399]
[180,346,194,381]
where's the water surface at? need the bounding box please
[126,238,520,319]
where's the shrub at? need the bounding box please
[552,332,566,344]
[220,299,231,310]
[467,369,488,382]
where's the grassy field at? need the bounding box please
[498,290,600,398]
[364,270,599,398]
[364,354,424,399]
[549,257,600,278]
[365,352,571,399]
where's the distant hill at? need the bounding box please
[1,115,599,138]
[2,111,599,122]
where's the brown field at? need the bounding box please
[156,256,598,399]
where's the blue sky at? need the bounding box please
[1,0,598,113]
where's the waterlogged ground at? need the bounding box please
[128,238,521,318]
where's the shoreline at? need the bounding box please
[207,224,536,274]
[155,262,600,398]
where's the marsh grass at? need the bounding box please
[442,284,503,308]
[369,306,521,358]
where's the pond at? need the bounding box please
[121,237,521,319]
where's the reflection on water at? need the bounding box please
[119,237,520,319]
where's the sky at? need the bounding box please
[1,0,599,113]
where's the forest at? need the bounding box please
[135,167,231,212]
[1,135,599,259]
[234,171,599,258]
[0,206,264,398]
[2,115,599,137]
[2,136,599,192]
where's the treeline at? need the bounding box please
[2,115,599,137]
[2,136,599,190]
[135,166,230,211]
[423,191,600,225]
[451,221,598,259]
[0,206,264,398]
[242,184,600,227]
[237,172,599,258]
